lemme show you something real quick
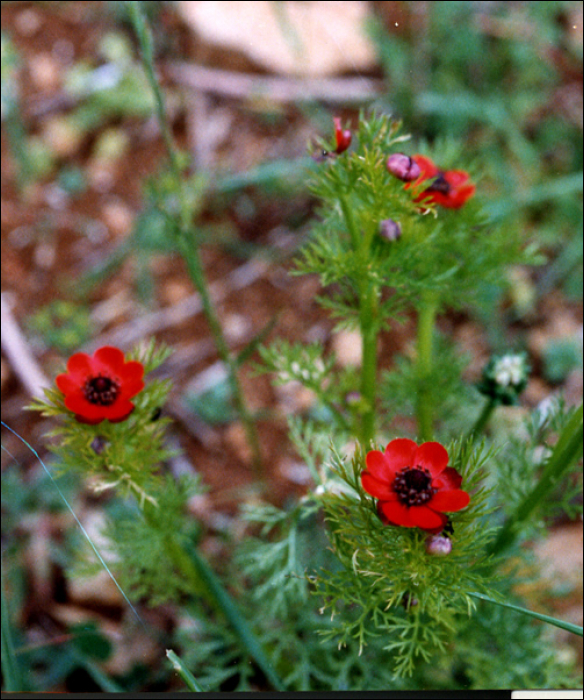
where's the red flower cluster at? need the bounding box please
[56,346,144,424]
[406,155,475,209]
[361,438,470,533]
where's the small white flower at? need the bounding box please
[494,355,525,387]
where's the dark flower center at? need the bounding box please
[425,172,451,194]
[83,375,120,406]
[393,466,436,506]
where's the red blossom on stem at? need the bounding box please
[406,155,475,209]
[333,116,352,154]
[361,438,470,533]
[56,346,145,424]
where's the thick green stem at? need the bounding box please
[129,1,263,476]
[337,193,379,445]
[416,294,439,442]
[487,403,583,557]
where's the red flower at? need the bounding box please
[361,438,470,533]
[406,155,475,209]
[56,346,144,424]
[333,116,352,155]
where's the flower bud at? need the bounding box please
[90,435,109,455]
[345,391,361,405]
[386,153,421,182]
[379,218,402,242]
[425,534,452,557]
[333,116,352,155]
[401,593,418,610]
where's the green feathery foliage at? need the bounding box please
[311,439,496,677]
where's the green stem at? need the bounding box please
[129,1,263,477]
[177,540,285,691]
[1,559,24,692]
[359,288,379,445]
[416,294,439,442]
[468,591,583,637]
[487,403,583,557]
[338,193,379,445]
[468,396,498,440]
[166,650,206,692]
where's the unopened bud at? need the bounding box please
[333,116,352,155]
[379,218,402,242]
[345,391,361,405]
[401,593,418,610]
[386,153,421,182]
[90,436,109,455]
[425,534,452,557]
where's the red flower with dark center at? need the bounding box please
[56,346,145,424]
[361,438,470,533]
[333,116,352,154]
[406,155,475,209]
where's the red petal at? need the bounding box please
[414,442,449,477]
[93,346,126,373]
[434,467,463,490]
[379,500,416,527]
[444,170,470,188]
[361,471,397,500]
[102,400,135,422]
[365,450,393,482]
[384,438,418,470]
[65,395,105,422]
[118,363,145,398]
[412,155,439,179]
[65,352,92,378]
[430,489,470,512]
[409,506,447,531]
[56,373,81,395]
[448,184,475,208]
[74,413,105,425]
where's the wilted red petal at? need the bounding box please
[407,155,474,209]
[414,441,449,477]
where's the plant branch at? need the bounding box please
[487,403,583,557]
[128,0,263,476]
[416,293,439,442]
